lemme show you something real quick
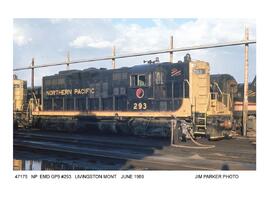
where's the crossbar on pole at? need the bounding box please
[13,39,256,71]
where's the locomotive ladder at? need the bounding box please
[193,112,207,136]
[192,74,209,136]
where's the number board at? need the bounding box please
[130,101,149,111]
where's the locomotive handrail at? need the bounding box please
[213,82,223,95]
[222,93,232,111]
[207,92,232,113]
[182,79,191,99]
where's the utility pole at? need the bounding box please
[243,27,249,136]
[112,46,116,69]
[170,35,174,63]
[31,58,35,94]
[66,51,70,70]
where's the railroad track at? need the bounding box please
[14,131,192,170]
[14,138,210,170]
[13,130,256,170]
[14,131,163,154]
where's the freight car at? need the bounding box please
[13,75,42,129]
[233,76,256,132]
[13,75,27,112]
[30,54,233,141]
[233,76,256,116]
[13,75,27,129]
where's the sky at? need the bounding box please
[13,18,256,86]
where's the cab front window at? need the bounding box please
[193,69,206,74]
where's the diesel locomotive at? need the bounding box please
[27,54,233,140]
[210,74,256,133]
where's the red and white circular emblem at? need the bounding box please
[136,88,144,98]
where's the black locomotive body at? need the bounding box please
[42,62,189,113]
[31,54,234,140]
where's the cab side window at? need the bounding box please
[130,74,146,87]
[155,71,164,85]
[131,75,138,86]
[138,75,146,86]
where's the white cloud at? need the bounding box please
[49,18,73,24]
[69,18,256,55]
[14,19,256,85]
[13,26,32,46]
[49,19,63,24]
[70,36,113,48]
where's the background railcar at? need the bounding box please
[210,74,256,134]
[13,75,27,112]
[233,76,256,133]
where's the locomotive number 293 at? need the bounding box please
[133,102,147,110]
